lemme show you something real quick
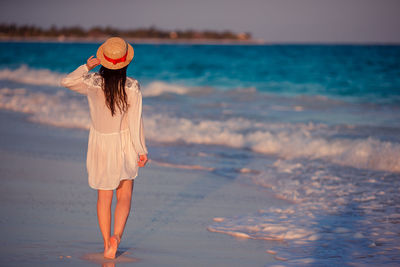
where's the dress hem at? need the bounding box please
[88,174,138,190]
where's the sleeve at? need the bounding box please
[60,64,90,95]
[128,84,148,155]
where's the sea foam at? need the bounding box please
[0,87,90,129]
[141,81,190,97]
[208,159,400,264]
[0,86,399,173]
[0,65,64,87]
[0,65,193,97]
[144,114,400,173]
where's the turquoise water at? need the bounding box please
[1,42,400,103]
[0,41,400,265]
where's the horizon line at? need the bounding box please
[1,36,399,46]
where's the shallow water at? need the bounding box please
[1,42,400,265]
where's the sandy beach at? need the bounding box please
[0,110,287,266]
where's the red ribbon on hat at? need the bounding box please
[103,50,128,65]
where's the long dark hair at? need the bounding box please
[99,65,129,116]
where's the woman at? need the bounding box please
[61,37,148,259]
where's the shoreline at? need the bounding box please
[0,109,284,266]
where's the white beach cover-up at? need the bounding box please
[61,64,148,190]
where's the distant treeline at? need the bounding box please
[0,24,252,41]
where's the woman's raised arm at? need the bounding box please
[60,56,100,95]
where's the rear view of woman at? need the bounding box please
[61,37,148,259]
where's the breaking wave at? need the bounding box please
[0,65,64,87]
[0,86,399,173]
[0,65,193,97]
[141,81,190,97]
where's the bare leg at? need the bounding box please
[104,179,134,259]
[97,189,113,255]
[114,179,134,239]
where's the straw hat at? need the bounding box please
[96,37,134,70]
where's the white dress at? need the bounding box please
[61,64,148,190]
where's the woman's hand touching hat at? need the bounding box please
[86,56,101,71]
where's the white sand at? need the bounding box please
[0,110,286,266]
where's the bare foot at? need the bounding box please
[103,243,110,257]
[104,235,120,259]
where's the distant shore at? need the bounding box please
[0,24,259,45]
[0,35,265,45]
[2,36,399,46]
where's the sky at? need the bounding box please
[1,0,399,43]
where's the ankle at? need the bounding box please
[113,234,121,243]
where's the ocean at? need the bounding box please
[1,41,399,265]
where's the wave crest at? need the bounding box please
[141,81,190,97]
[0,86,399,173]
[0,66,193,97]
[0,65,64,87]
[0,87,90,128]
[144,114,400,172]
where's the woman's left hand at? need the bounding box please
[138,154,148,167]
[86,55,101,71]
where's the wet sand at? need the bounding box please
[0,110,287,266]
